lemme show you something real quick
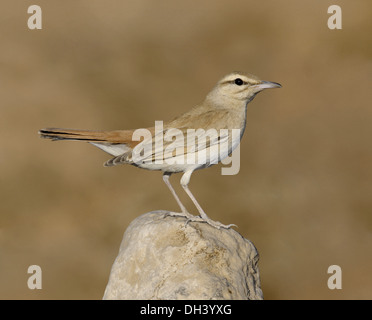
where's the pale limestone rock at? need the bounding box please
[103,210,263,300]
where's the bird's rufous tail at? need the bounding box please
[39,127,143,148]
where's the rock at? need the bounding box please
[103,210,263,300]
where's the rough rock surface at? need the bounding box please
[103,210,263,300]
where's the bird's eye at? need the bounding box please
[234,78,244,86]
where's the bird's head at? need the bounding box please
[207,72,281,105]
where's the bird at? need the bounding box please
[39,72,281,229]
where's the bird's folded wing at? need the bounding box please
[137,127,230,164]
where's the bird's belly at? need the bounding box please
[135,161,201,173]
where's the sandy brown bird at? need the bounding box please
[39,72,281,229]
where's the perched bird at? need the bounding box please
[39,72,281,229]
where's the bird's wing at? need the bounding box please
[135,126,230,165]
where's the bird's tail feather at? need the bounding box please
[38,127,140,146]
[39,128,110,142]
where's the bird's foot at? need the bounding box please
[165,211,205,227]
[165,211,198,220]
[164,211,236,230]
[202,218,237,230]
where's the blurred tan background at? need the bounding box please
[1,0,371,299]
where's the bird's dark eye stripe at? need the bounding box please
[220,79,249,86]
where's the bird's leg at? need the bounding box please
[180,171,209,220]
[180,170,236,229]
[162,172,197,221]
